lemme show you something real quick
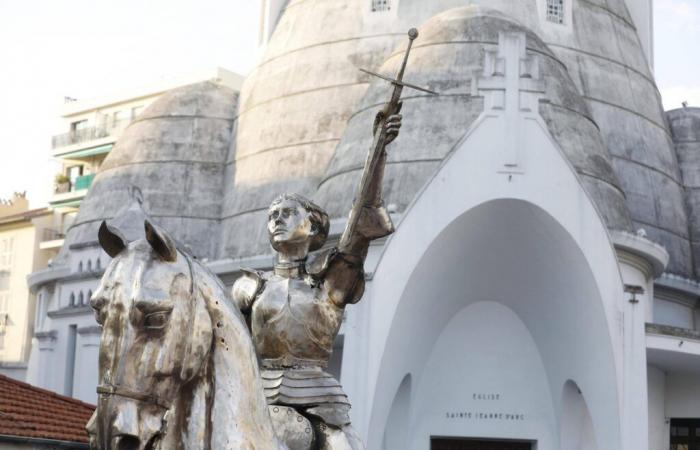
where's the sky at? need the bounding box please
[0,0,698,208]
[0,0,261,208]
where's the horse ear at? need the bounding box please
[144,220,177,262]
[98,221,127,257]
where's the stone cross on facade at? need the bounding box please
[471,32,546,172]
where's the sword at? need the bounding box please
[339,28,437,249]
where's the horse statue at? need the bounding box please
[85,219,315,449]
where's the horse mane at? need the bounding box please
[188,259,282,449]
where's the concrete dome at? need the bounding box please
[225,0,691,276]
[667,107,700,279]
[220,0,408,259]
[393,0,690,276]
[315,6,632,234]
[60,81,238,260]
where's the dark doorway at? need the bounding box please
[431,437,532,450]
[671,418,700,450]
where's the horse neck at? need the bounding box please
[198,265,283,449]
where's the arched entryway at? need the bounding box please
[371,199,617,450]
[337,95,628,449]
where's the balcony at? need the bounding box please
[74,173,95,191]
[51,119,130,156]
[39,228,66,250]
[49,174,95,209]
[646,323,700,372]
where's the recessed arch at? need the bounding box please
[338,97,627,448]
[560,380,599,450]
[383,373,412,450]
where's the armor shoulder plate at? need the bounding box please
[232,268,265,313]
[305,247,338,278]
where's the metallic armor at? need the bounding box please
[88,29,429,450]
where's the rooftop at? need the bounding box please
[0,374,94,445]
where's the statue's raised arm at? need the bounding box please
[324,28,437,305]
[228,28,436,449]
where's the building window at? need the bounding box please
[87,290,93,305]
[131,106,143,120]
[546,0,564,24]
[78,292,84,306]
[371,0,390,12]
[70,120,88,132]
[0,271,9,291]
[0,238,13,267]
[77,261,83,272]
[87,259,92,272]
[96,258,101,270]
[69,292,76,307]
[111,110,123,128]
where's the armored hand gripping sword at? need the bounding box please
[340,28,437,249]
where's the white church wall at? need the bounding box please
[341,57,631,447]
[647,366,668,450]
[666,372,700,418]
[406,302,556,449]
[560,380,598,450]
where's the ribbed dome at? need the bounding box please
[667,107,700,279]
[315,6,633,234]
[219,0,407,259]
[223,0,691,275]
[60,81,238,260]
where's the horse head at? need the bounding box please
[87,220,283,450]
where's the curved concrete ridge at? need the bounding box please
[315,6,633,236]
[58,81,239,261]
[667,107,700,279]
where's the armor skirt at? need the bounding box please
[261,366,352,427]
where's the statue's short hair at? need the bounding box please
[269,193,330,251]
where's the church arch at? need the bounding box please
[340,90,626,448]
[383,373,412,450]
[560,380,599,450]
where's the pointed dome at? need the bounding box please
[668,107,700,279]
[60,81,238,260]
[224,0,690,275]
[314,6,633,233]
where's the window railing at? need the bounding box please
[51,119,131,149]
[42,228,65,242]
[74,173,95,191]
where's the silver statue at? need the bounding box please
[87,220,291,449]
[233,28,434,450]
[87,28,432,450]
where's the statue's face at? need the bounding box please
[267,198,313,250]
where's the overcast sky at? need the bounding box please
[0,0,697,208]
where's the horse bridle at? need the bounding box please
[96,251,197,415]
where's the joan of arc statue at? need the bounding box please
[232,110,401,447]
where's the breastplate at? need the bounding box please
[251,275,344,367]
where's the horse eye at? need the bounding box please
[92,307,106,326]
[144,311,170,330]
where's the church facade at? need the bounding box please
[26,1,700,449]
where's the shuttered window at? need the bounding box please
[372,0,390,12]
[546,0,565,23]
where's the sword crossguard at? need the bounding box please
[358,28,437,97]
